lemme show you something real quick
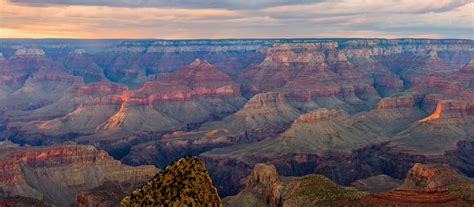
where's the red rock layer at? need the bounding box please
[293,108,347,124]
[377,95,419,110]
[73,81,128,96]
[360,189,469,207]
[109,59,241,105]
[238,43,378,104]
[157,58,240,97]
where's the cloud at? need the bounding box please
[7,0,326,9]
[1,0,472,39]
[263,0,470,16]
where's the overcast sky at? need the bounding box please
[0,0,472,39]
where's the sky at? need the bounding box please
[0,0,472,39]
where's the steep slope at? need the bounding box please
[121,156,222,206]
[122,92,300,168]
[0,141,157,206]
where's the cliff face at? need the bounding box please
[0,141,157,206]
[121,156,222,206]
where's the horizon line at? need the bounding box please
[1,37,473,41]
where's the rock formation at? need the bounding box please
[224,163,366,207]
[121,156,222,206]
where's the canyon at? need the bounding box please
[0,38,473,204]
[0,140,157,206]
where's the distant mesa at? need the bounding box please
[70,48,87,55]
[13,48,46,57]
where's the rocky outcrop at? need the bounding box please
[224,163,366,207]
[0,142,157,206]
[121,156,222,206]
[401,163,473,189]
